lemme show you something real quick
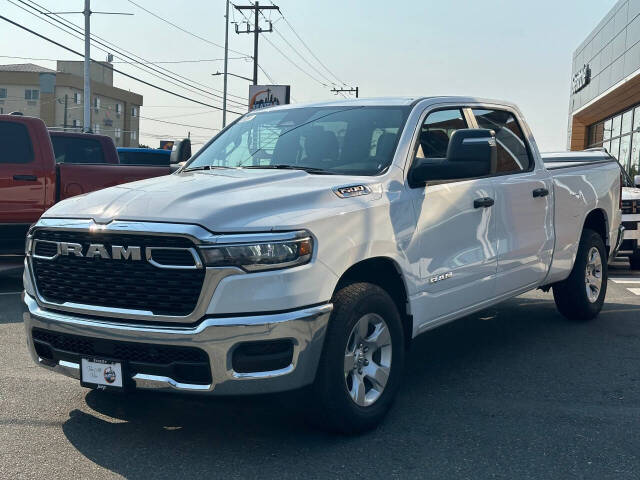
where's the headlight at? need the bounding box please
[199,233,313,272]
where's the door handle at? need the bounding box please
[474,197,495,208]
[532,187,549,198]
[13,175,38,181]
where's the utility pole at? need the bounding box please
[331,87,359,98]
[234,1,279,85]
[222,0,229,127]
[83,0,91,132]
[43,4,132,133]
[63,94,68,131]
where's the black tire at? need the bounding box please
[630,254,640,271]
[553,228,607,321]
[310,282,405,434]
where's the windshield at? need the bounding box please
[185,106,410,176]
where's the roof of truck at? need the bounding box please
[251,96,518,112]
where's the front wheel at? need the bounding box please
[310,282,405,434]
[553,228,607,321]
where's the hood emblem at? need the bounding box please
[333,184,371,198]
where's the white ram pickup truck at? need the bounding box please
[22,97,623,433]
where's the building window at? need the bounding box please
[24,89,39,100]
[74,92,82,104]
[93,123,100,134]
[115,103,122,114]
[0,88,6,99]
[115,128,121,138]
[131,130,137,141]
[131,106,137,117]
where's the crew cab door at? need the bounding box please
[406,107,498,326]
[470,108,554,294]
[0,118,48,224]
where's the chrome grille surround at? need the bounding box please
[26,218,243,324]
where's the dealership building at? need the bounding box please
[569,0,640,177]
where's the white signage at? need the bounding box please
[572,64,591,94]
[248,85,291,111]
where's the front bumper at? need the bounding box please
[23,293,332,395]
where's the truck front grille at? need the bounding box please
[31,229,205,317]
[622,200,638,215]
[32,328,212,385]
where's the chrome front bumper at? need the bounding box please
[23,293,332,395]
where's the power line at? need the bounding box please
[269,1,349,87]
[255,6,335,87]
[233,2,280,85]
[112,57,250,64]
[257,63,275,83]
[139,115,220,131]
[127,0,251,58]
[270,26,334,86]
[0,13,245,114]
[17,0,249,106]
[235,7,327,88]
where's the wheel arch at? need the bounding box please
[334,256,413,348]
[583,208,609,255]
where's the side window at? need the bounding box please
[472,109,532,174]
[416,109,467,159]
[51,137,105,164]
[0,121,34,164]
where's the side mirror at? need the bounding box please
[634,174,640,188]
[170,138,192,164]
[409,129,496,186]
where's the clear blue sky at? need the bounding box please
[0,0,616,150]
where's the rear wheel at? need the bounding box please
[629,253,640,271]
[310,282,405,434]
[553,228,607,321]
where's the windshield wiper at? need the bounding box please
[242,164,336,175]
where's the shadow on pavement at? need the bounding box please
[58,296,640,479]
[0,272,24,324]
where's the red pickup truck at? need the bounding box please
[0,115,181,255]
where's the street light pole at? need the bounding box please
[253,1,259,85]
[222,0,229,127]
[83,0,91,132]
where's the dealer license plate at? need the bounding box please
[80,358,124,390]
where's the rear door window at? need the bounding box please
[0,121,34,164]
[51,136,105,164]
[471,109,532,174]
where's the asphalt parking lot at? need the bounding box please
[2,261,640,480]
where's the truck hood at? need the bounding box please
[43,169,380,231]
[623,186,640,201]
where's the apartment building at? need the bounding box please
[0,60,142,147]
